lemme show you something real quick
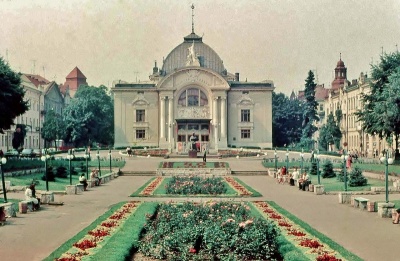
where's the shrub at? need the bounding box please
[348,167,367,187]
[56,166,68,178]
[41,166,56,182]
[165,176,227,195]
[322,160,335,178]
[309,161,318,175]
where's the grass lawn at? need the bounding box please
[309,175,388,192]
[6,173,83,191]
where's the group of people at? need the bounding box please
[90,169,102,186]
[126,147,133,157]
[276,167,311,191]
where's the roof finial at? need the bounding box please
[191,4,195,34]
[339,52,341,60]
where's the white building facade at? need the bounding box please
[113,31,274,152]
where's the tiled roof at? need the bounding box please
[23,73,50,87]
[66,67,87,79]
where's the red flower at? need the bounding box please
[189,247,197,253]
[299,238,323,248]
[316,253,342,261]
[73,239,97,250]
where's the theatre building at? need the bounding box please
[112,29,274,152]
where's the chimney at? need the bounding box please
[235,72,240,81]
[153,60,158,74]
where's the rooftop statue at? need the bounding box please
[186,41,201,67]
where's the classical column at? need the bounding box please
[213,97,219,149]
[168,97,174,144]
[160,97,165,139]
[220,96,226,138]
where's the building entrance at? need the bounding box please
[176,120,210,153]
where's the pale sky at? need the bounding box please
[1,0,400,95]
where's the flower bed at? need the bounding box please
[159,161,229,168]
[138,201,282,260]
[55,201,140,261]
[131,176,261,197]
[253,201,344,261]
[224,176,252,196]
[165,175,227,195]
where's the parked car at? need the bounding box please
[20,148,34,158]
[32,149,42,158]
[4,149,19,158]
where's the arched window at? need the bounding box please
[178,88,208,107]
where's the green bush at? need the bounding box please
[41,166,55,182]
[348,167,367,187]
[55,166,68,178]
[322,160,335,178]
[309,161,318,175]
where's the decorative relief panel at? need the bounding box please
[131,93,150,107]
[177,106,210,119]
[237,94,255,107]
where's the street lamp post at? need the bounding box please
[300,149,304,175]
[285,149,289,172]
[380,151,394,203]
[67,149,73,185]
[41,149,50,191]
[274,148,277,171]
[341,151,348,191]
[1,157,7,203]
[96,150,101,177]
[316,150,320,185]
[84,149,89,180]
[108,149,112,172]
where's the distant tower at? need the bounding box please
[331,53,347,90]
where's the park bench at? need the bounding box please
[354,197,369,210]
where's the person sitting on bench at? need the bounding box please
[393,208,400,224]
[25,184,40,211]
[90,170,102,186]
[79,174,88,191]
[298,172,310,191]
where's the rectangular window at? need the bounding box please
[241,109,250,122]
[136,110,145,122]
[177,135,186,142]
[241,129,251,139]
[136,129,145,139]
[201,135,209,141]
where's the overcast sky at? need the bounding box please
[1,0,399,95]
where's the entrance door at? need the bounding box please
[176,121,210,152]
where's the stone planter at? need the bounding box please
[3,202,17,217]
[367,201,375,212]
[314,185,325,195]
[338,192,352,204]
[66,185,76,195]
[76,184,84,194]
[40,191,54,204]
[308,184,314,192]
[377,202,395,218]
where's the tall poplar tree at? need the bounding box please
[301,70,319,149]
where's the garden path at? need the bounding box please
[1,155,399,261]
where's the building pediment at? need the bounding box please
[237,94,255,106]
[131,93,150,106]
[157,67,230,91]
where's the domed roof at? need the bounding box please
[336,59,345,67]
[161,32,226,76]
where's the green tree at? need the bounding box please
[321,160,335,178]
[42,110,67,148]
[318,112,342,151]
[0,57,29,134]
[356,52,400,158]
[63,85,114,146]
[300,70,319,149]
[348,167,367,187]
[272,92,303,147]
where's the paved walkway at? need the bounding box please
[1,156,399,261]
